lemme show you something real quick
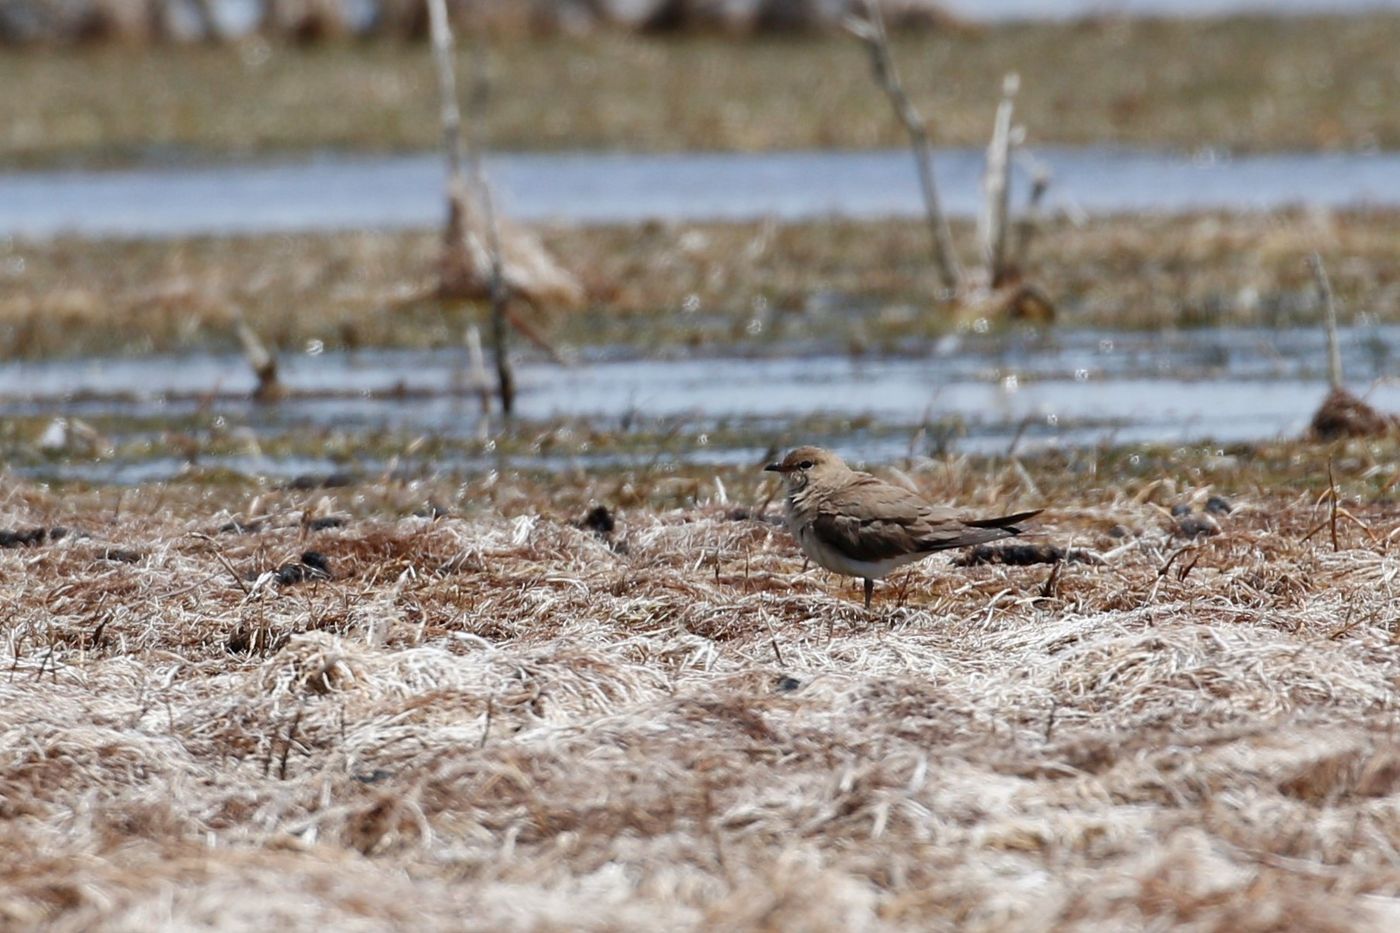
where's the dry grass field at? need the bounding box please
[2,14,1397,168]
[5,209,1398,360]
[4,440,1400,929]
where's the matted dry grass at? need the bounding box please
[2,461,1400,930]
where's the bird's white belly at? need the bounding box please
[794,520,923,580]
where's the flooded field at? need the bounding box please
[6,2,1400,928]
[8,326,1396,484]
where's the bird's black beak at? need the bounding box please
[764,463,784,473]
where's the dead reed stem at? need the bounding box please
[980,73,1017,287]
[428,0,514,415]
[1328,457,1340,551]
[464,37,515,416]
[427,0,466,195]
[847,0,962,295]
[1309,251,1344,391]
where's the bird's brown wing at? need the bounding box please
[812,474,1037,563]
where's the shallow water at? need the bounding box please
[7,327,1397,483]
[3,147,1399,239]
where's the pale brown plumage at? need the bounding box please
[765,446,1041,609]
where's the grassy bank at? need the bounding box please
[2,437,1399,928]
[2,13,1397,168]
[2,208,1397,360]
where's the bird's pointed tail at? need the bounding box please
[965,509,1043,533]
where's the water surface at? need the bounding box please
[8,327,1396,483]
[3,148,1397,239]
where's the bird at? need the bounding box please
[765,446,1042,609]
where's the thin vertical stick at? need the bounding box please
[427,0,473,296]
[1012,151,1051,272]
[846,0,961,295]
[1308,252,1343,391]
[1327,458,1340,552]
[278,707,302,780]
[427,0,514,416]
[427,0,467,197]
[762,616,786,667]
[480,694,494,748]
[464,35,514,416]
[981,73,1018,287]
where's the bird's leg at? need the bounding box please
[896,569,915,608]
[801,557,809,573]
[863,577,874,610]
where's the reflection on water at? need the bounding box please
[5,327,1396,482]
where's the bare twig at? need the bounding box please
[1006,416,1032,459]
[278,707,303,780]
[1157,544,1196,579]
[1328,458,1340,552]
[1039,559,1062,600]
[188,532,252,597]
[426,0,475,304]
[465,39,515,417]
[32,645,53,682]
[479,694,494,748]
[846,1,961,294]
[1308,252,1343,391]
[427,0,468,201]
[762,615,786,667]
[427,0,514,416]
[505,305,569,365]
[980,73,1018,287]
[1012,150,1051,273]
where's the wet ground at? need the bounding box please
[8,326,1396,484]
[4,147,1400,239]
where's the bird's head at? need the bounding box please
[764,446,847,492]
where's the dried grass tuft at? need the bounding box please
[1311,386,1398,441]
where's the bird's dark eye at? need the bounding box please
[799,460,813,470]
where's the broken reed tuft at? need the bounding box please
[1305,254,1396,441]
[1311,386,1398,441]
[232,306,284,402]
[1,449,1399,929]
